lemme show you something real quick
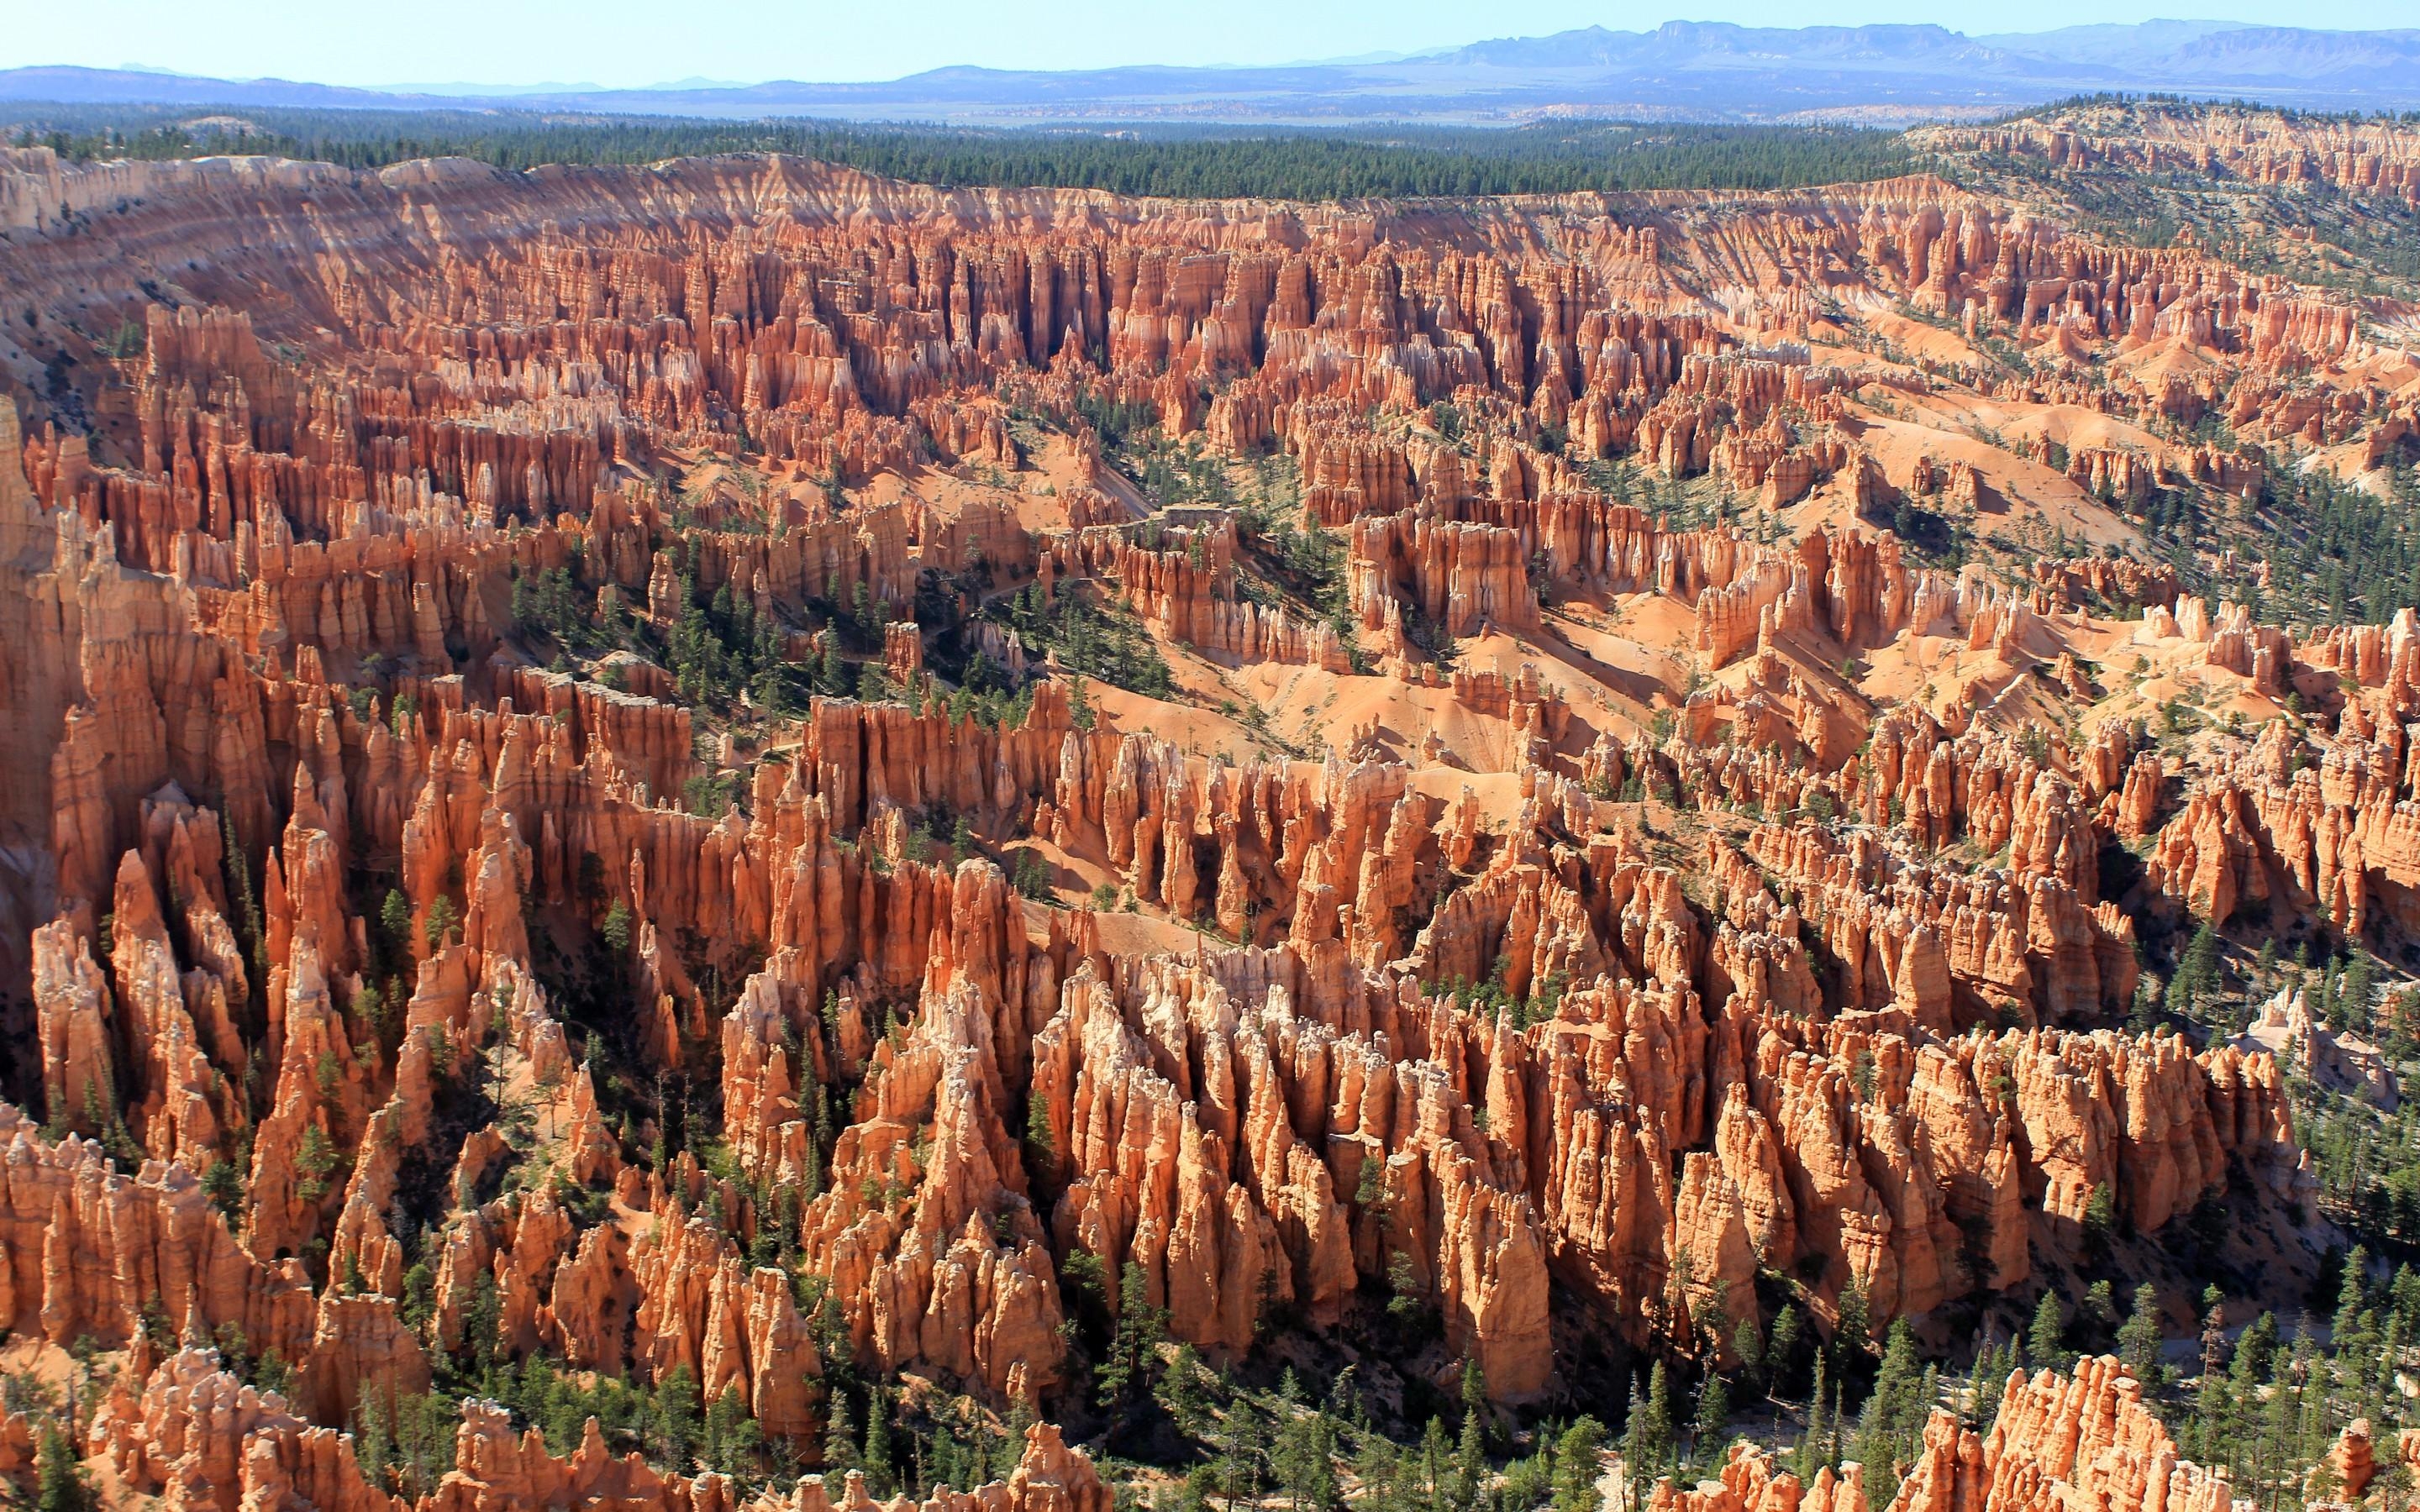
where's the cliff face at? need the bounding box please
[0,118,2388,1503]
[1891,1358,2238,1512]
[79,1340,1104,1512]
[1656,1358,2234,1512]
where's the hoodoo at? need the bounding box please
[0,81,2413,1512]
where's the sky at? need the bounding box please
[11,0,2420,91]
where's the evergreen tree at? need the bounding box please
[1692,1371,1731,1469]
[354,1391,396,1488]
[1797,1352,1832,1482]
[2342,953,2379,1032]
[1970,1335,2016,1426]
[1352,1422,1402,1512]
[1833,1278,1872,1365]
[1853,1321,1930,1507]
[1417,1416,1449,1512]
[999,1393,1035,1483]
[1459,1360,1489,1451]
[1097,1260,1168,1420]
[1449,1399,1486,1512]
[1157,1343,1209,1441]
[863,1384,896,1498]
[460,1273,502,1376]
[702,1383,761,1474]
[2118,1284,2164,1386]
[380,888,413,953]
[2130,975,2163,1033]
[1733,1315,1766,1393]
[1625,1362,1674,1494]
[2081,1185,2119,1264]
[35,1422,92,1512]
[655,1364,702,1472]
[1553,1419,1607,1512]
[2028,1291,2070,1373]
[823,1386,858,1477]
[2191,1289,2228,1461]
[2167,926,2223,1021]
[2336,1245,2373,1340]
[1302,1407,1341,1512]
[1767,1305,1807,1399]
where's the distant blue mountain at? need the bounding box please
[8,21,2420,125]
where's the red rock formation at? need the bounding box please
[0,122,2366,1488]
[1886,1358,2238,1512]
[0,1103,316,1360]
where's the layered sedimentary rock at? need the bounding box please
[79,1340,1106,1512]
[0,104,2395,1503]
[1889,1357,2239,1512]
[1656,1358,2236,1512]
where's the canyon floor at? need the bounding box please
[1,95,2419,1512]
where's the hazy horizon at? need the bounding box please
[12,2,2412,93]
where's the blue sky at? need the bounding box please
[13,0,2418,90]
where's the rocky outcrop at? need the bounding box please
[0,118,2369,1496]
[0,1102,316,1360]
[1886,1357,2238,1512]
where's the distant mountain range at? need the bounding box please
[8,19,2420,126]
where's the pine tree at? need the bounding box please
[1692,1372,1730,1470]
[863,1384,896,1497]
[354,1389,396,1489]
[2028,1291,2069,1373]
[1449,1400,1486,1512]
[1158,1343,1209,1441]
[818,633,844,695]
[1797,1352,1831,1481]
[1625,1362,1674,1492]
[1268,1371,1340,1512]
[2118,1284,2165,1386]
[1023,1089,1056,1179]
[1611,1373,1639,1506]
[2343,954,2379,1032]
[380,888,413,953]
[1768,1305,1806,1399]
[1353,1422,1401,1512]
[2167,925,2223,1020]
[1097,1260,1166,1417]
[1970,1336,2015,1427]
[1459,1360,1489,1451]
[1552,1419,1607,1512]
[2192,1289,2228,1462]
[703,1383,761,1473]
[2081,1186,2118,1263]
[655,1364,702,1472]
[459,1272,502,1377]
[1306,1409,1341,1512]
[1417,1416,1449,1512]
[823,1387,859,1477]
[1733,1316,1765,1393]
[1853,1321,1929,1506]
[2130,975,2162,1033]
[999,1393,1035,1483]
[2335,1246,2371,1341]
[1834,1278,1872,1365]
[35,1422,92,1512]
